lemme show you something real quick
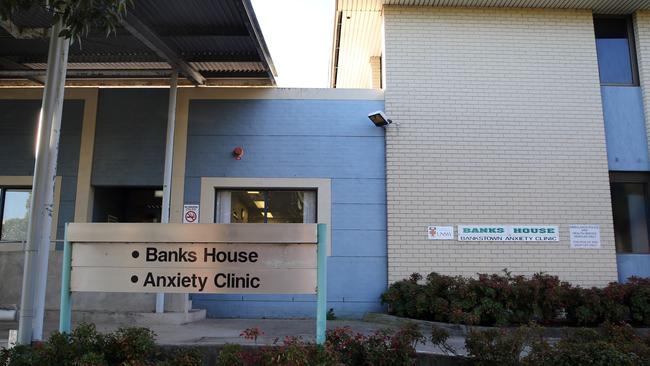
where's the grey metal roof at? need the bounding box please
[0,0,277,86]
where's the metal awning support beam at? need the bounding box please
[0,69,172,78]
[0,58,45,84]
[120,15,205,86]
[0,19,48,39]
[156,71,179,313]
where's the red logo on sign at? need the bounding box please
[185,210,197,223]
[429,227,437,237]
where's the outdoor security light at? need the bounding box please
[368,111,392,127]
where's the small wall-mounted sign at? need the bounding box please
[183,204,200,224]
[457,225,559,242]
[570,225,601,249]
[427,226,454,240]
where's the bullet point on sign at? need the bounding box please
[131,250,139,258]
[131,275,138,283]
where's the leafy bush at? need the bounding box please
[382,270,650,327]
[465,323,650,366]
[216,324,425,366]
[0,323,199,366]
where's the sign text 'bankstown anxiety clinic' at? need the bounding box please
[457,225,559,242]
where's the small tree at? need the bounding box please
[0,0,133,41]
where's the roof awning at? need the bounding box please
[0,0,277,87]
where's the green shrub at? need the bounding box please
[466,323,650,366]
[465,325,541,366]
[382,270,650,327]
[215,324,424,366]
[0,323,196,366]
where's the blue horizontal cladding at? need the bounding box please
[92,89,168,186]
[332,178,385,204]
[184,135,385,179]
[332,203,386,231]
[601,86,650,171]
[0,100,83,176]
[617,254,650,282]
[0,99,83,241]
[332,229,386,257]
[188,99,385,137]
[328,256,387,302]
[185,97,387,319]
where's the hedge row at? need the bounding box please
[380,270,650,326]
[0,323,425,366]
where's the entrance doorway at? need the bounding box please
[92,187,162,223]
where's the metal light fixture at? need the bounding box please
[368,111,392,127]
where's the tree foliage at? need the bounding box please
[0,0,133,40]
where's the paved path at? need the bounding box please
[0,318,467,356]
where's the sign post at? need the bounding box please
[58,223,328,344]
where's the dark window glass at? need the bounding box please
[611,182,650,253]
[1,188,31,242]
[92,187,162,223]
[218,190,315,224]
[594,17,636,85]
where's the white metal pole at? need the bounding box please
[17,21,69,344]
[156,71,178,313]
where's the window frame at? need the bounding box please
[610,172,650,253]
[0,186,31,242]
[594,15,640,87]
[0,176,61,252]
[200,177,332,254]
[215,189,317,224]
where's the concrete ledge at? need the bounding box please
[364,313,650,338]
[45,309,206,326]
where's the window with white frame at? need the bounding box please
[0,187,31,242]
[215,189,316,224]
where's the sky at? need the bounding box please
[251,0,335,88]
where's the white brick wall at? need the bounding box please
[635,11,650,159]
[383,7,618,286]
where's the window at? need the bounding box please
[215,190,316,224]
[594,17,638,85]
[611,173,650,253]
[0,187,31,242]
[92,187,162,223]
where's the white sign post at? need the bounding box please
[570,225,601,249]
[182,204,199,224]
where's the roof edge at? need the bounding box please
[241,0,277,86]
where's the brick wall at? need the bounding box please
[383,7,618,286]
[635,11,650,161]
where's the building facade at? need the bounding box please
[0,88,386,319]
[333,0,650,287]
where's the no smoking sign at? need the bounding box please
[183,204,200,224]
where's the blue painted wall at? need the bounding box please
[0,100,84,240]
[602,86,650,171]
[184,99,387,319]
[617,254,650,282]
[92,89,168,186]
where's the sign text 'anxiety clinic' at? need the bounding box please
[70,243,317,294]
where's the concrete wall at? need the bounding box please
[383,7,617,286]
[183,98,387,318]
[92,89,168,186]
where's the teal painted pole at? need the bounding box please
[58,225,71,333]
[316,223,327,345]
